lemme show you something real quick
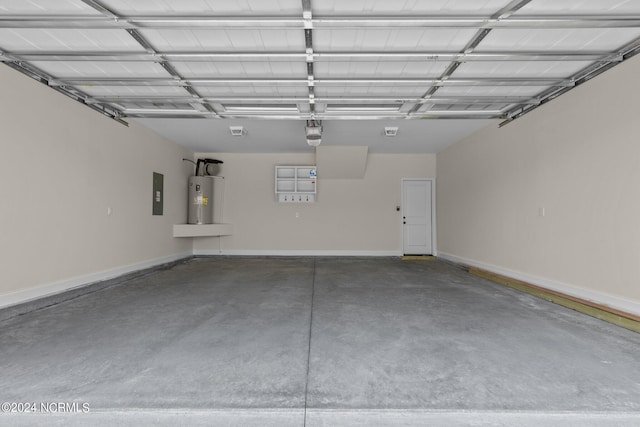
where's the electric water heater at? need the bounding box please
[188,176,214,224]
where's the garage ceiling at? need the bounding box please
[1,0,640,152]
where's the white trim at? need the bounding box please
[194,249,402,257]
[9,409,640,426]
[0,251,193,310]
[173,223,233,237]
[401,178,437,256]
[438,252,640,317]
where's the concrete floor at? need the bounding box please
[1,257,639,426]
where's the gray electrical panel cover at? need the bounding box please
[153,172,163,215]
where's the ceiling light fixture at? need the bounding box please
[305,120,322,147]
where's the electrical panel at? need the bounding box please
[152,172,163,215]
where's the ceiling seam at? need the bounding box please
[55,77,573,86]
[3,15,640,29]
[90,96,540,105]
[0,50,619,63]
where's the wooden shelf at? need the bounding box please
[276,165,317,202]
[173,223,233,237]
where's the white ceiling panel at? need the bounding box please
[429,103,507,111]
[436,86,546,98]
[479,28,640,52]
[315,86,427,97]
[515,0,640,15]
[116,101,194,110]
[315,61,449,78]
[31,61,171,78]
[80,85,192,97]
[102,0,302,16]
[140,29,304,52]
[194,85,309,97]
[312,0,511,16]
[0,29,145,51]
[172,61,307,78]
[0,0,99,15]
[313,29,478,52]
[455,61,594,79]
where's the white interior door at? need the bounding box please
[402,179,433,255]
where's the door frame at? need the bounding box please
[401,178,437,256]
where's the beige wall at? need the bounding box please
[193,152,436,254]
[437,54,640,312]
[0,65,193,301]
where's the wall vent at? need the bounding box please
[229,126,246,136]
[384,127,398,137]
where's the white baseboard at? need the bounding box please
[0,251,193,310]
[194,249,402,257]
[438,252,640,317]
